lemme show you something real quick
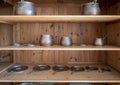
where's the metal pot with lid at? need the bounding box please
[83,0,101,15]
[14,0,36,15]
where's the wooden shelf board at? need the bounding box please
[0,45,120,51]
[0,63,14,73]
[4,0,93,5]
[0,64,120,82]
[0,15,120,24]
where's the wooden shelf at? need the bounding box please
[0,15,120,24]
[0,45,120,51]
[4,0,105,5]
[0,64,120,82]
[0,63,13,73]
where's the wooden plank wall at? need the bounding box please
[106,1,120,72]
[0,82,13,85]
[0,6,13,63]
[108,84,120,85]
[13,4,107,64]
[0,24,13,63]
[14,83,107,85]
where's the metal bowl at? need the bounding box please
[7,65,28,73]
[71,66,85,72]
[86,65,98,71]
[101,67,111,72]
[33,65,51,71]
[53,65,69,72]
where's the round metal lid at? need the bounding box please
[86,65,98,71]
[71,66,85,72]
[53,65,69,72]
[33,65,51,71]
[7,65,28,73]
[101,67,111,72]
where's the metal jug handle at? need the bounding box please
[18,0,25,8]
[13,5,15,15]
[93,0,97,3]
[13,2,18,15]
[91,0,98,6]
[21,0,24,2]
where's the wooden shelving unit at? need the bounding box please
[0,0,120,84]
[0,63,13,74]
[0,45,120,51]
[0,64,120,83]
[0,15,120,24]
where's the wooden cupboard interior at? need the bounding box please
[0,0,120,83]
[0,83,120,85]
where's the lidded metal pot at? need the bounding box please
[60,36,72,46]
[40,34,54,46]
[83,0,101,15]
[14,0,36,15]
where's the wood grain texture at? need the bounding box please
[0,24,13,63]
[0,6,12,15]
[0,16,120,24]
[0,63,12,72]
[107,2,120,15]
[107,51,120,72]
[0,64,120,83]
[0,45,120,51]
[0,6,13,63]
[14,51,106,64]
[108,84,120,85]
[0,83,13,85]
[14,83,107,85]
[5,0,93,5]
[13,23,105,44]
[106,1,120,72]
[11,3,107,64]
[0,1,120,82]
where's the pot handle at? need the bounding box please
[13,3,16,15]
[94,0,97,3]
[21,0,24,2]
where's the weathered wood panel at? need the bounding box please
[0,83,13,85]
[108,84,120,85]
[106,1,120,72]
[107,2,120,15]
[0,6,13,63]
[14,51,106,64]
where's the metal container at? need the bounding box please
[7,65,28,73]
[94,38,104,46]
[40,34,53,46]
[14,0,36,15]
[60,36,72,46]
[69,83,92,85]
[19,83,57,85]
[83,0,100,15]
